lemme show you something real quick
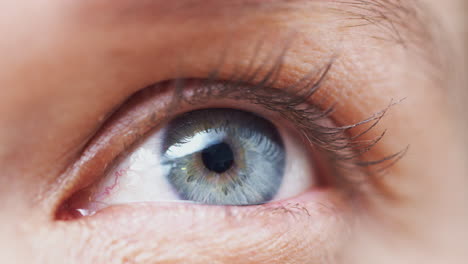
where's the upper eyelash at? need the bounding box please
[163,49,408,189]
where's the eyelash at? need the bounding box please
[156,55,407,189]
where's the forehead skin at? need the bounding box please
[0,0,466,263]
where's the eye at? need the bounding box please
[63,107,315,216]
[56,62,400,220]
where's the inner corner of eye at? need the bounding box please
[56,108,318,220]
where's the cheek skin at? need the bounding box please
[40,193,351,264]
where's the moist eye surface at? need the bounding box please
[161,108,286,205]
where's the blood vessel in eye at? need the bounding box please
[95,168,127,200]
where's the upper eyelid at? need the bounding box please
[183,58,406,177]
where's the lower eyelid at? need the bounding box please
[54,192,351,263]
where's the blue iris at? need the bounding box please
[161,108,285,205]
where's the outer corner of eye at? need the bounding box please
[56,107,322,220]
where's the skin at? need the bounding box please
[0,0,466,263]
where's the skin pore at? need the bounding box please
[0,0,466,263]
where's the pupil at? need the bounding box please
[201,142,234,173]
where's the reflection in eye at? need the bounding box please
[161,108,285,205]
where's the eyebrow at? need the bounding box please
[83,0,441,66]
[90,0,435,43]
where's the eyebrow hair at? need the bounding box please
[337,0,430,44]
[335,0,443,66]
[91,0,437,47]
